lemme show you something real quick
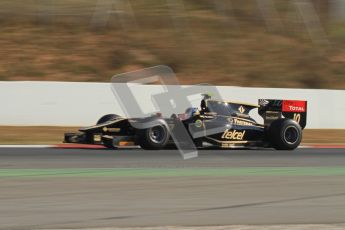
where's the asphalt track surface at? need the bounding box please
[1,148,345,229]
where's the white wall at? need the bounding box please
[1,81,344,129]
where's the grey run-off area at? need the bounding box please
[0,148,345,229]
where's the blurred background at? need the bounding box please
[0,0,344,88]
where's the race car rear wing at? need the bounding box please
[258,99,307,129]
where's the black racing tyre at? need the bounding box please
[136,125,170,150]
[269,118,302,150]
[97,114,120,125]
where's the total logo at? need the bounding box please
[221,129,246,140]
[287,106,304,112]
[282,100,306,113]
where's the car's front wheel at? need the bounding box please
[136,125,170,150]
[97,114,121,125]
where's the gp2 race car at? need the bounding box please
[64,95,307,150]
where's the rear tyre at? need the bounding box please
[269,119,302,150]
[136,125,170,150]
[97,114,120,125]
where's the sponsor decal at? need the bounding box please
[103,127,121,132]
[221,129,246,140]
[221,142,247,147]
[200,115,214,119]
[222,143,235,148]
[109,128,121,132]
[230,118,254,126]
[93,135,101,142]
[282,100,306,112]
[238,106,245,114]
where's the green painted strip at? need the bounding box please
[0,167,345,178]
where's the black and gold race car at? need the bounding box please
[64,95,307,150]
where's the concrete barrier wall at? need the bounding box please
[1,81,344,128]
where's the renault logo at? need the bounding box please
[239,106,245,113]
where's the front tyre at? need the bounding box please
[97,114,120,125]
[269,119,302,150]
[136,125,170,150]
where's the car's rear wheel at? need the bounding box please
[136,125,170,150]
[97,114,120,125]
[269,118,302,150]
